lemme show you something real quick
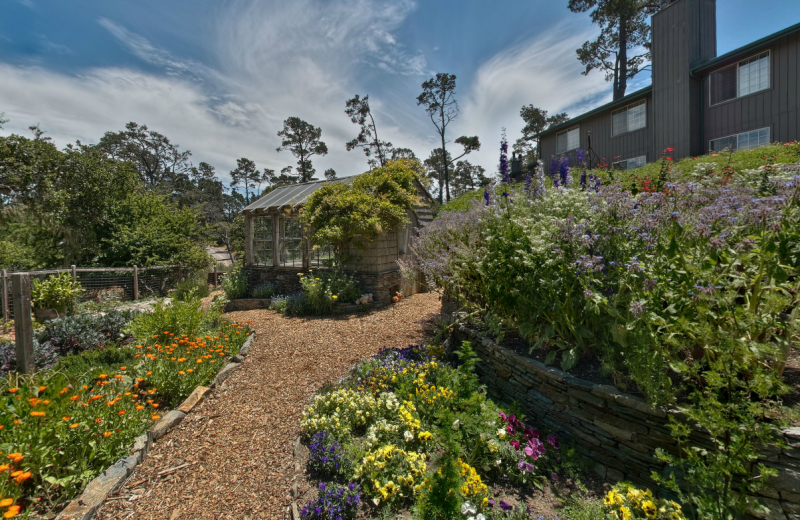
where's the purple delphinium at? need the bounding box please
[500,131,510,184]
[525,172,533,198]
[576,148,586,166]
[300,482,360,520]
[579,169,587,191]
[550,155,560,179]
[559,156,570,187]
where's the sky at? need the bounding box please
[1,0,799,185]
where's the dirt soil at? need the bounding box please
[93,292,442,520]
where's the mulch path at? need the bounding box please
[93,292,441,520]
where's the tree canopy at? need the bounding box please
[513,105,570,163]
[345,94,393,169]
[96,122,192,189]
[301,160,420,262]
[276,117,328,183]
[568,0,660,100]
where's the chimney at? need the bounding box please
[651,0,717,158]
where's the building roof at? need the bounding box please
[241,177,354,214]
[539,86,652,137]
[693,21,800,74]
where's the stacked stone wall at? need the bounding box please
[245,266,401,303]
[457,326,800,520]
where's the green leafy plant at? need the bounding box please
[302,160,419,263]
[173,277,210,301]
[125,296,210,346]
[221,263,249,300]
[31,272,84,315]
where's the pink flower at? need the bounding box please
[510,440,520,450]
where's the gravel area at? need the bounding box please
[93,292,441,520]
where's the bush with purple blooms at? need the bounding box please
[300,482,361,520]
[307,431,350,481]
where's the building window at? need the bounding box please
[280,218,303,267]
[253,217,273,266]
[556,127,580,153]
[611,99,647,137]
[612,155,647,171]
[710,51,770,105]
[709,127,770,152]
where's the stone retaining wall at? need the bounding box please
[245,266,401,303]
[458,326,800,520]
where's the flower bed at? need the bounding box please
[0,297,252,517]
[296,343,580,519]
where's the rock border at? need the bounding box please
[55,332,255,520]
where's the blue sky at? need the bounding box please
[1,0,798,181]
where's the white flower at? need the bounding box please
[404,430,414,442]
[461,502,477,516]
[476,515,485,520]
[452,419,461,430]
[497,428,506,438]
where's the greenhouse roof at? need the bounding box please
[241,177,354,214]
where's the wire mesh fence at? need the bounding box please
[1,265,187,322]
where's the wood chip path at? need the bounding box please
[94,293,441,520]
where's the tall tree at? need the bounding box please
[452,160,489,197]
[96,122,192,189]
[229,157,260,204]
[345,94,393,169]
[422,136,481,202]
[324,168,337,181]
[391,148,418,161]
[568,0,660,100]
[513,106,570,163]
[417,73,462,203]
[276,117,328,183]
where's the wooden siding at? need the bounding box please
[652,0,716,159]
[702,31,800,151]
[540,92,654,168]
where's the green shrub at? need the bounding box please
[31,272,84,315]
[125,296,211,346]
[173,277,210,301]
[221,263,249,300]
[251,281,276,299]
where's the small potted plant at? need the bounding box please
[31,272,84,321]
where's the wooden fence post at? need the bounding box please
[11,273,34,374]
[133,266,139,301]
[1,270,8,322]
[213,265,218,288]
[71,264,76,279]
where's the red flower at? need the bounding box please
[666,147,674,152]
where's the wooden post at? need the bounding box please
[213,265,218,288]
[244,215,255,265]
[11,273,34,374]
[133,266,139,301]
[1,270,8,322]
[177,263,183,284]
[70,264,76,279]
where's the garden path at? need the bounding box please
[93,292,441,520]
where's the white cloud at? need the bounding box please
[0,0,433,183]
[456,18,617,174]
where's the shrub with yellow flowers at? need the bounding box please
[354,444,427,506]
[603,483,687,520]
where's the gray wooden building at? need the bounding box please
[240,177,435,302]
[539,0,800,169]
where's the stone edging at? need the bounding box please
[55,332,256,520]
[457,325,800,520]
